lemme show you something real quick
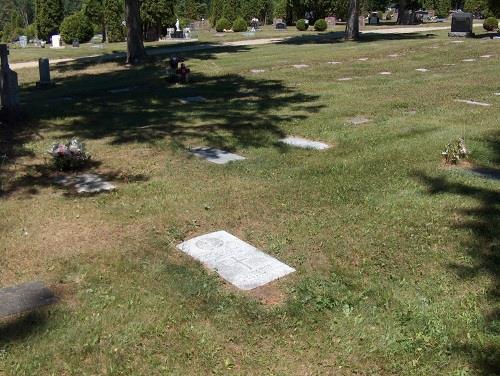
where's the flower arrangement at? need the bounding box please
[49,138,90,170]
[442,137,469,165]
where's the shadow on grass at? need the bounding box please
[413,131,500,375]
[0,312,48,346]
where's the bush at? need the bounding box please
[60,13,94,44]
[296,19,309,31]
[442,137,469,164]
[314,19,328,31]
[232,17,248,32]
[377,11,384,19]
[483,17,498,31]
[215,17,231,32]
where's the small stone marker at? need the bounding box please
[480,55,492,58]
[327,61,342,65]
[179,96,207,104]
[358,57,369,61]
[250,69,266,73]
[494,93,500,96]
[462,58,476,62]
[444,63,456,66]
[454,99,491,107]
[190,147,245,164]
[451,40,464,43]
[388,54,400,57]
[280,136,330,150]
[0,281,57,318]
[292,64,309,69]
[415,68,429,72]
[36,58,55,88]
[348,116,370,125]
[54,174,116,193]
[379,71,391,75]
[337,77,352,81]
[177,231,295,290]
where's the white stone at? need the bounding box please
[494,93,500,96]
[444,63,456,66]
[179,96,207,104]
[357,57,369,61]
[379,71,391,75]
[451,40,464,43]
[190,147,245,164]
[292,64,309,69]
[54,174,116,194]
[250,69,266,73]
[388,54,400,57]
[327,61,342,65]
[454,99,491,107]
[177,231,295,290]
[415,68,429,72]
[337,77,352,81]
[280,136,330,150]
[51,35,62,48]
[480,55,492,58]
[462,59,476,62]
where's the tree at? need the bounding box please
[125,0,146,64]
[82,0,106,41]
[104,0,125,42]
[345,0,359,40]
[141,0,175,39]
[36,0,64,40]
[210,0,224,25]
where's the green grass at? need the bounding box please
[0,30,499,375]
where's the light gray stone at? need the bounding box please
[337,77,352,81]
[177,231,295,290]
[480,55,492,58]
[280,136,330,150]
[250,69,266,73]
[379,71,391,75]
[327,61,342,65]
[357,57,369,61]
[54,174,116,193]
[454,99,491,107]
[462,58,476,62]
[0,281,57,318]
[495,93,500,96]
[179,96,207,104]
[415,68,429,72]
[292,64,309,69]
[190,147,245,164]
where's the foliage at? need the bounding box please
[25,23,36,39]
[296,18,309,30]
[314,18,327,30]
[273,0,288,18]
[215,17,231,31]
[483,16,498,31]
[175,0,209,20]
[35,0,64,40]
[222,0,241,21]
[210,0,224,25]
[104,0,125,42]
[60,12,93,43]
[141,0,175,33]
[49,138,91,170]
[232,16,248,31]
[442,137,469,164]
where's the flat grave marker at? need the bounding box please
[250,69,266,73]
[379,71,392,75]
[280,136,330,150]
[0,281,57,318]
[480,55,492,58]
[54,174,116,193]
[454,99,491,107]
[190,147,245,164]
[415,68,430,72]
[462,58,476,62]
[108,87,131,94]
[327,61,342,65]
[177,231,295,290]
[357,57,369,61]
[292,64,309,69]
[179,96,207,104]
[337,77,352,81]
[494,93,500,96]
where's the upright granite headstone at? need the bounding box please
[0,44,20,113]
[449,12,474,37]
[19,36,28,48]
[36,58,55,88]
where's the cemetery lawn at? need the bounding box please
[1,30,499,375]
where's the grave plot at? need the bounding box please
[280,136,330,150]
[54,174,116,193]
[190,147,245,164]
[0,281,57,318]
[177,231,295,290]
[454,99,491,107]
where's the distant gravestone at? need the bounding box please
[177,231,295,290]
[72,39,80,48]
[415,68,429,72]
[325,16,336,29]
[190,147,245,164]
[36,58,55,88]
[51,34,62,48]
[337,77,352,81]
[19,36,28,48]
[0,281,57,318]
[449,12,474,37]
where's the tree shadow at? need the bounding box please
[0,311,49,346]
[412,132,500,374]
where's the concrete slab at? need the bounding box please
[0,281,57,318]
[190,147,245,164]
[280,136,330,150]
[454,99,491,107]
[177,231,295,290]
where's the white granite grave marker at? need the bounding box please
[280,136,330,150]
[327,61,342,65]
[415,68,429,72]
[337,77,352,81]
[250,69,266,73]
[462,58,476,62]
[357,57,369,61]
[190,147,245,164]
[292,64,309,69]
[379,71,392,75]
[177,231,295,290]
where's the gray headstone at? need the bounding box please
[280,136,330,150]
[177,231,295,290]
[190,147,245,164]
[37,58,52,85]
[0,281,57,318]
[450,12,473,35]
[0,44,20,111]
[19,36,27,48]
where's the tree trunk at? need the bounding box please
[345,0,359,41]
[125,0,146,64]
[398,0,408,25]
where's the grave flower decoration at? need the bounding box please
[49,138,90,170]
[442,137,469,165]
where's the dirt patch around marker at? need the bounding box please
[247,283,287,306]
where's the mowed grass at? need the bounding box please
[0,31,499,375]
